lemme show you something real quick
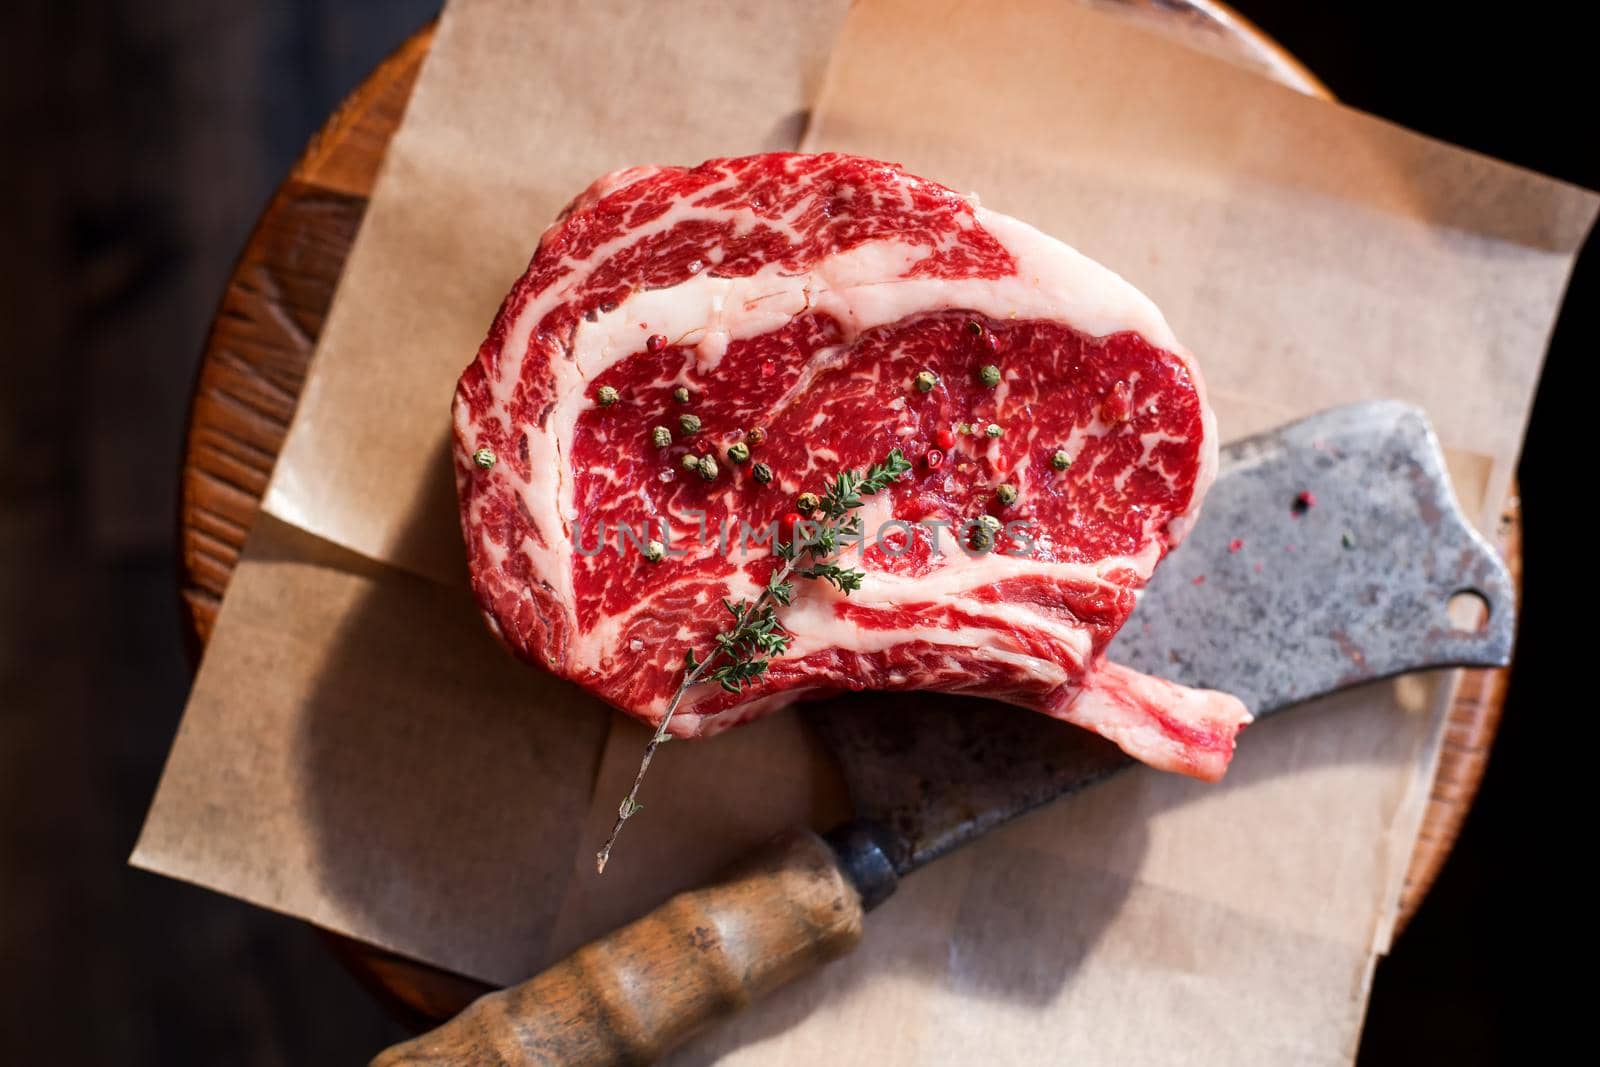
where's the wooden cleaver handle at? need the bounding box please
[370,825,897,1067]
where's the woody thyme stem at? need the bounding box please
[594,551,803,874]
[593,447,910,873]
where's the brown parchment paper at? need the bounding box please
[135,0,1598,1062]
[134,515,616,980]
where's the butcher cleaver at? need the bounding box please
[375,400,1514,1067]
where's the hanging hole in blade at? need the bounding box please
[1447,588,1490,633]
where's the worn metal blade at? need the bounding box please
[808,401,1515,874]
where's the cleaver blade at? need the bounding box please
[808,400,1516,874]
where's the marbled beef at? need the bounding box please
[454,153,1249,780]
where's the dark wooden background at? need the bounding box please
[2,2,1591,1063]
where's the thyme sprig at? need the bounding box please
[595,447,911,873]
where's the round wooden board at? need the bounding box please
[178,7,1520,1026]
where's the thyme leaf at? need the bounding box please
[798,562,866,593]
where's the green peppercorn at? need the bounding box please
[796,492,821,515]
[697,455,719,481]
[751,462,773,485]
[969,514,1001,552]
[673,386,691,404]
[727,441,751,465]
[681,454,702,473]
[995,484,1018,506]
[965,319,983,337]
[978,364,1001,388]
[596,385,620,407]
[678,413,702,435]
[651,426,672,448]
[914,370,939,393]
[1051,449,1072,471]
[643,540,665,563]
[746,426,767,447]
[471,447,496,470]
[985,423,1003,438]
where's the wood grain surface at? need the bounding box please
[177,9,1518,1026]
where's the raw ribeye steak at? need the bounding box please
[454,153,1249,780]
